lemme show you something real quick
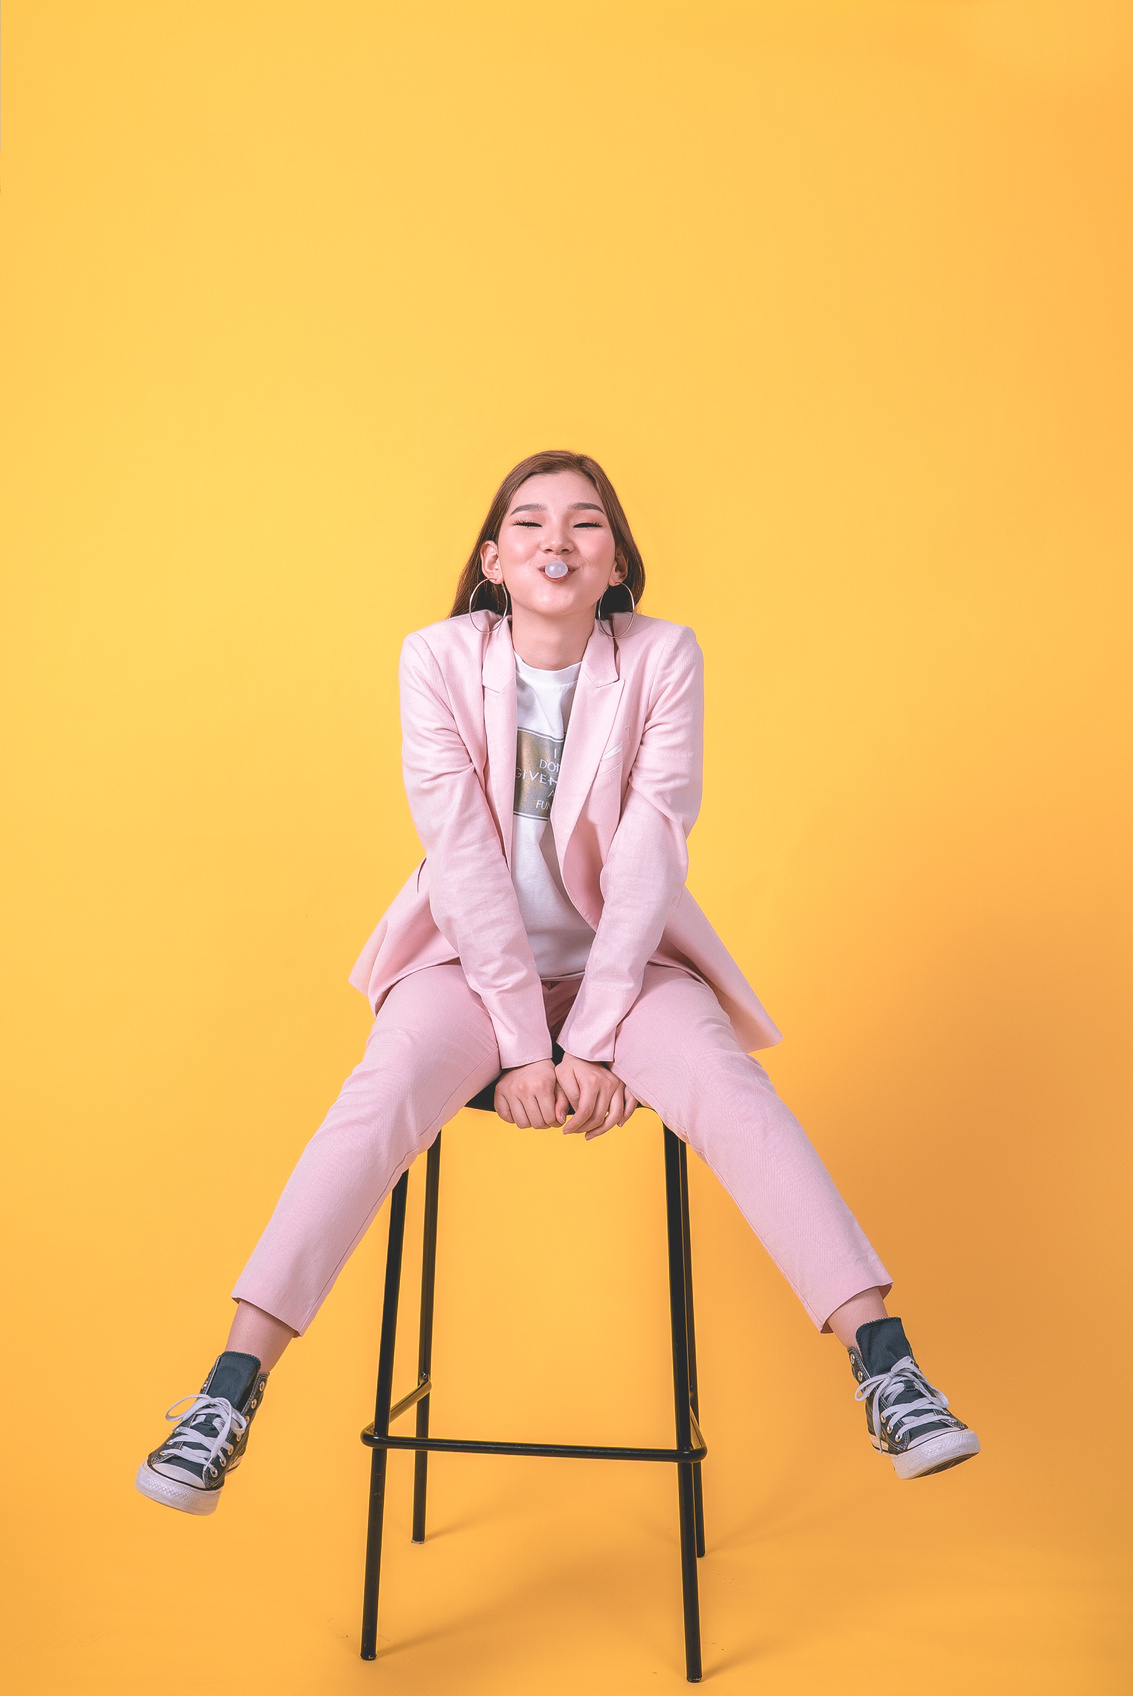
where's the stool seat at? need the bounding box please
[358,1067,708,1681]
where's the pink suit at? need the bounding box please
[234,613,889,1333]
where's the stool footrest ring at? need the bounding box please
[361,1424,707,1464]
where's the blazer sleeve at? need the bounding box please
[557,624,704,1063]
[399,633,552,1068]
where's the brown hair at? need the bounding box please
[448,450,645,619]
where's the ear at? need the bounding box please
[480,539,502,581]
[609,550,628,587]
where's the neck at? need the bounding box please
[509,606,595,671]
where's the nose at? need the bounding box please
[541,518,573,555]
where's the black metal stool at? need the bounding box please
[359,1048,708,1681]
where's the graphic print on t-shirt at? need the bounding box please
[514,727,563,820]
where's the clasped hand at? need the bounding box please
[493,1055,639,1140]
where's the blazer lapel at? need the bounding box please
[481,615,518,865]
[551,623,623,863]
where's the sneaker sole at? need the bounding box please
[135,1461,222,1516]
[892,1430,981,1481]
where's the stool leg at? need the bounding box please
[663,1126,703,1683]
[360,1171,409,1661]
[412,1132,442,1543]
[678,1140,706,1559]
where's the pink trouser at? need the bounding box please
[233,964,890,1335]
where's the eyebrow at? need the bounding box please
[511,501,606,513]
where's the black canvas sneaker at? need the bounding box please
[135,1351,268,1516]
[849,1317,980,1480]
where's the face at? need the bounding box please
[479,470,626,621]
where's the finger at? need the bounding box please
[564,1097,588,1134]
[510,1097,532,1130]
[562,1080,590,1134]
[494,1087,515,1125]
[529,1086,554,1130]
[553,1085,570,1126]
[556,1067,582,1111]
[576,1081,602,1132]
[586,1087,623,1141]
[535,1081,559,1131]
[607,1071,634,1127]
[599,1079,622,1120]
[570,1102,598,1136]
[618,1091,640,1127]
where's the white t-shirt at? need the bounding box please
[511,656,596,978]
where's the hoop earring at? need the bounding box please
[468,577,510,630]
[598,582,635,637]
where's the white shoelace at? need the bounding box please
[158,1394,249,1473]
[854,1354,955,1447]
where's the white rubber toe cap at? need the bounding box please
[135,1461,221,1515]
[893,1429,981,1480]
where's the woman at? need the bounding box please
[137,450,980,1516]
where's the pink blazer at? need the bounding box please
[348,612,782,1068]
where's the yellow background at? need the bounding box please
[2,2,1130,1691]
